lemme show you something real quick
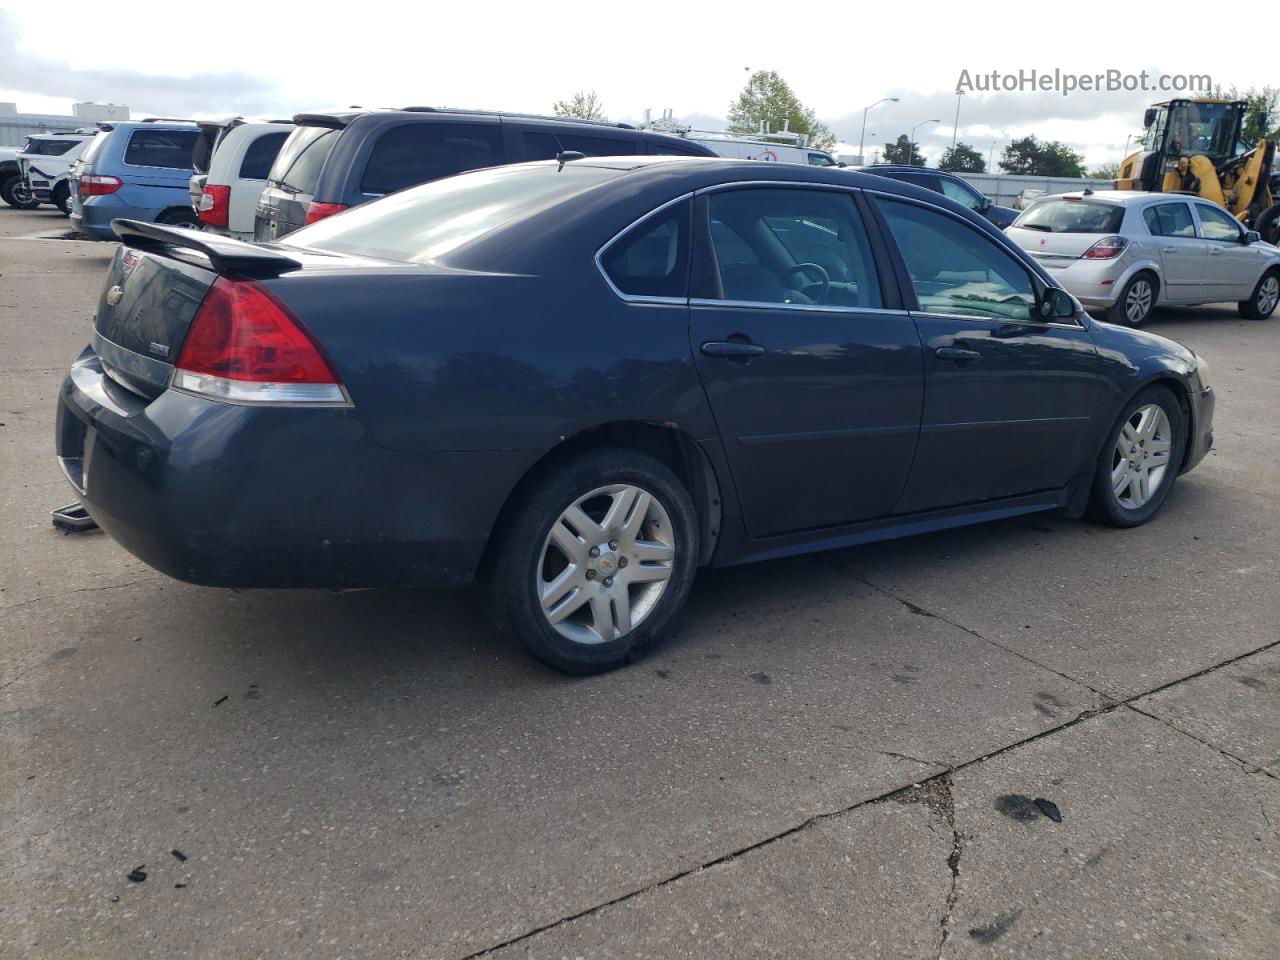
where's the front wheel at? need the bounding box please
[485,448,699,674]
[2,174,41,210]
[1238,270,1279,320]
[1088,384,1187,527]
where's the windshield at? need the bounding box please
[1149,102,1238,159]
[1013,199,1124,234]
[267,126,338,195]
[288,163,619,263]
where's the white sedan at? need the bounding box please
[1006,191,1280,326]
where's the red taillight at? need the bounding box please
[304,201,348,225]
[197,184,231,227]
[173,276,347,405]
[1082,236,1129,260]
[79,174,122,196]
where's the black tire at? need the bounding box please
[2,173,41,210]
[1237,269,1279,320]
[1105,272,1158,327]
[51,181,72,216]
[1255,203,1280,246]
[157,207,201,229]
[485,448,699,674]
[1088,384,1187,528]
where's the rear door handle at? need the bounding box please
[1209,247,1224,256]
[1162,246,1177,253]
[700,340,766,360]
[935,346,982,363]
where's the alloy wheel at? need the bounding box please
[1111,403,1173,509]
[1258,275,1279,316]
[538,484,676,645]
[1125,279,1153,324]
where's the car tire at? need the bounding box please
[485,447,699,674]
[157,208,202,229]
[1237,269,1279,320]
[1105,272,1157,327]
[1088,383,1187,528]
[51,182,72,216]
[2,174,41,210]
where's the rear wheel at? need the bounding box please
[485,448,699,674]
[1238,270,1279,320]
[157,207,201,229]
[1088,384,1187,527]
[1106,272,1157,327]
[51,182,72,216]
[2,174,41,210]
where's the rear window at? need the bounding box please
[522,131,637,161]
[268,126,339,195]
[362,122,504,195]
[1013,199,1124,234]
[123,129,198,169]
[289,163,618,264]
[24,139,80,157]
[239,131,289,180]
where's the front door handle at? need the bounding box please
[935,346,982,363]
[1162,246,1177,253]
[1209,247,1224,256]
[701,340,766,360]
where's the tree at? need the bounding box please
[1221,85,1280,144]
[937,142,986,173]
[881,134,925,166]
[1088,162,1120,180]
[999,135,1086,177]
[727,70,834,151]
[552,91,606,121]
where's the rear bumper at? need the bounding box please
[56,346,538,589]
[1032,258,1131,308]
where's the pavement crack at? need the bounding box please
[1126,703,1279,782]
[0,575,161,614]
[878,749,952,770]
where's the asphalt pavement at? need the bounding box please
[2,206,1277,959]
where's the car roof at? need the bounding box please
[1035,190,1185,207]
[292,107,639,131]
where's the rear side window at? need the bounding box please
[268,126,338,194]
[1142,202,1196,238]
[877,198,1036,322]
[123,130,198,169]
[599,200,690,299]
[522,131,637,161]
[1014,199,1123,234]
[362,122,503,195]
[239,131,289,180]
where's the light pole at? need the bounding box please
[859,97,899,164]
[951,89,963,151]
[909,119,939,166]
[989,140,999,172]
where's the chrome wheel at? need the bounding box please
[1125,278,1153,324]
[1111,403,1173,509]
[538,484,676,645]
[1257,275,1279,316]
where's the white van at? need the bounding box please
[18,131,96,214]
[686,135,840,167]
[189,117,294,239]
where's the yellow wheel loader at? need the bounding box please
[1117,98,1280,244]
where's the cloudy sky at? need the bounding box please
[1,4,1270,169]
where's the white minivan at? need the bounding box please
[189,117,294,239]
[686,134,839,166]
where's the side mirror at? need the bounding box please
[1242,230,1261,244]
[1040,288,1077,320]
[978,195,992,212]
[1143,108,1157,129]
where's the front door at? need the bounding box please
[870,194,1106,513]
[689,186,924,538]
[1142,200,1205,301]
[1194,202,1261,300]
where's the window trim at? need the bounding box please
[689,180,899,316]
[866,188,1085,330]
[594,192,695,305]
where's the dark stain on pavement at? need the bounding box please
[749,672,771,685]
[969,908,1023,944]
[994,794,1042,822]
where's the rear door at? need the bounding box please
[872,194,1104,513]
[1193,202,1259,299]
[1142,200,1204,301]
[255,125,340,240]
[689,185,923,537]
[119,128,199,199]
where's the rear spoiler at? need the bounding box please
[111,219,302,276]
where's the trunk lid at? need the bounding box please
[254,125,340,241]
[1006,225,1110,267]
[1007,197,1126,267]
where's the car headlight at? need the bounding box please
[1194,355,1212,391]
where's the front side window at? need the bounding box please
[123,130,198,169]
[362,122,504,195]
[705,188,881,309]
[878,198,1036,322]
[239,131,289,181]
[1142,202,1196,238]
[807,153,836,166]
[940,177,981,210]
[1195,203,1243,242]
[599,199,690,299]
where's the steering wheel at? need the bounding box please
[779,262,830,303]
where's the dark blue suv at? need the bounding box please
[857,164,1018,228]
[70,121,201,239]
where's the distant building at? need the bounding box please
[0,102,130,147]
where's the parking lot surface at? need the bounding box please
[2,206,1278,959]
